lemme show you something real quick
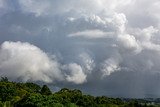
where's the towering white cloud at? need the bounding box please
[0,41,63,83]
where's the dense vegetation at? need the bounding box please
[0,77,159,107]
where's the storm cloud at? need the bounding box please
[0,0,160,98]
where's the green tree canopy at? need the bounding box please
[41,85,52,95]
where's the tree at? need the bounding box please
[41,85,52,95]
[0,83,17,102]
[0,77,9,82]
[25,82,41,93]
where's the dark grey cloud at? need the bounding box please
[0,0,160,98]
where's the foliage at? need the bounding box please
[0,77,9,82]
[25,82,41,93]
[41,85,52,95]
[0,82,17,102]
[0,77,160,107]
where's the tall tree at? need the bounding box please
[41,85,52,95]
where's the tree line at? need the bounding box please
[0,77,159,107]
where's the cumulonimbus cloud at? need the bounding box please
[0,0,160,97]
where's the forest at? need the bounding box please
[0,77,159,107]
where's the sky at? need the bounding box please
[0,0,160,98]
